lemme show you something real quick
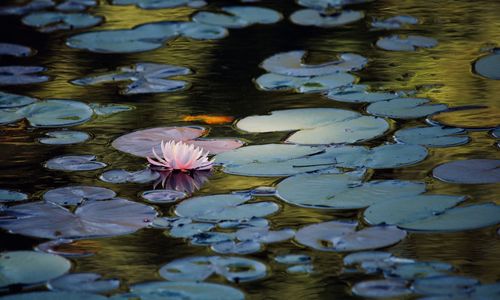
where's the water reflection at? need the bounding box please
[153,169,211,194]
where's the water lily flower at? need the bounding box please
[147,140,214,172]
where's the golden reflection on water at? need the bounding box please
[1,0,500,299]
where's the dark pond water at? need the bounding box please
[0,0,500,299]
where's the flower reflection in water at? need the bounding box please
[153,169,212,194]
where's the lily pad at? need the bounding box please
[261,51,367,77]
[290,9,364,27]
[352,279,412,298]
[112,0,206,9]
[295,221,407,251]
[112,126,243,157]
[274,254,311,265]
[326,85,401,103]
[0,43,34,57]
[0,198,156,239]
[217,217,269,229]
[255,72,355,93]
[22,12,103,32]
[159,256,267,282]
[366,97,448,119]
[0,66,49,85]
[399,203,500,232]
[45,155,106,171]
[433,159,500,184]
[0,189,28,202]
[287,264,314,274]
[363,195,466,226]
[297,0,374,9]
[211,240,262,254]
[0,0,54,15]
[168,223,214,238]
[0,91,37,108]
[193,6,282,29]
[376,35,438,51]
[236,227,295,243]
[73,63,192,95]
[127,281,244,300]
[0,292,106,300]
[412,275,479,296]
[141,189,187,203]
[385,262,453,280]
[56,0,97,11]
[190,232,234,246]
[39,130,90,145]
[100,169,160,184]
[43,186,116,206]
[0,251,71,288]
[48,273,120,293]
[394,126,469,147]
[175,194,279,222]
[473,49,500,80]
[90,103,133,115]
[371,15,418,29]
[429,106,500,129]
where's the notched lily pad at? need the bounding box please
[0,43,35,57]
[376,35,438,51]
[290,9,364,27]
[0,66,49,85]
[141,189,187,203]
[366,97,448,119]
[39,130,90,145]
[326,85,402,103]
[255,72,355,93]
[22,12,103,32]
[433,159,500,184]
[100,169,160,184]
[43,186,116,206]
[45,155,106,171]
[193,6,282,29]
[394,126,469,147]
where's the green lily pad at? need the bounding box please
[22,12,102,32]
[100,169,160,184]
[211,240,262,254]
[236,227,295,243]
[290,9,364,27]
[56,0,96,11]
[394,126,469,147]
[473,49,500,80]
[385,262,453,280]
[141,189,187,203]
[366,97,448,119]
[0,91,37,108]
[39,130,90,145]
[175,194,279,222]
[90,103,134,115]
[433,159,500,184]
[0,251,71,287]
[377,35,438,51]
[193,6,282,28]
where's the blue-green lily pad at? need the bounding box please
[56,0,96,11]
[371,15,418,29]
[255,72,355,93]
[412,275,479,296]
[73,63,191,94]
[364,195,466,226]
[261,51,367,76]
[159,256,267,282]
[377,35,438,51]
[295,221,407,252]
[0,251,71,288]
[193,6,282,29]
[326,85,401,103]
[0,292,106,300]
[0,0,54,16]
[47,273,120,293]
[236,227,295,243]
[290,9,364,27]
[100,169,160,184]
[0,91,37,108]
[211,240,261,254]
[473,49,500,80]
[45,155,106,171]
[19,99,93,127]
[112,0,206,9]
[352,279,411,298]
[385,262,453,280]
[43,186,116,206]
[90,103,134,115]
[127,281,244,300]
[0,66,49,85]
[175,194,279,222]
[0,189,28,203]
[217,217,269,229]
[297,0,373,9]
[433,159,500,184]
[287,264,314,274]
[190,232,234,246]
[366,97,448,119]
[22,12,103,32]
[39,130,90,145]
[399,203,500,232]
[394,126,469,147]
[275,254,311,265]
[141,189,187,203]
[0,43,35,57]
[168,223,214,238]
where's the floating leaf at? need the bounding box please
[473,49,500,80]
[352,279,412,298]
[112,126,243,158]
[48,273,120,293]
[193,6,282,29]
[0,292,106,300]
[364,195,466,226]
[127,281,244,300]
[371,15,418,29]
[412,275,479,296]
[0,66,49,85]
[159,256,267,282]
[394,126,469,147]
[190,232,234,246]
[45,155,106,171]
[0,199,156,239]
[287,264,314,274]
[100,169,160,184]
[290,9,364,27]
[343,251,393,266]
[433,159,500,184]
[366,97,448,119]
[255,72,355,93]
[275,254,311,265]
[19,99,93,127]
[0,251,71,288]
[90,103,133,116]
[73,63,192,95]
[217,217,269,229]
[0,0,54,15]
[168,223,214,238]
[175,194,279,222]
[211,240,261,254]
[0,43,34,57]
[56,0,97,11]
[182,115,234,124]
[0,189,28,203]
[295,221,407,251]
[376,35,438,51]
[236,227,295,243]
[429,106,500,129]
[297,0,374,9]
[385,262,453,280]
[141,189,187,203]
[261,51,367,77]
[22,12,103,32]
[326,85,401,103]
[39,130,90,145]
[112,0,206,9]
[43,186,116,206]
[0,91,37,109]
[399,203,500,232]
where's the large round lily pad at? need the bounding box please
[473,49,500,80]
[175,194,279,222]
[39,131,90,145]
[433,159,500,184]
[0,91,37,108]
[43,186,116,206]
[0,251,71,288]
[0,199,157,239]
[255,72,355,93]
[127,281,244,300]
[394,126,469,147]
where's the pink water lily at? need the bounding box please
[147,140,214,172]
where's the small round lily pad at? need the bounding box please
[45,155,106,171]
